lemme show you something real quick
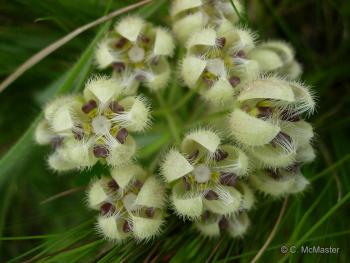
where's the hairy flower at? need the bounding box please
[249,41,302,79]
[195,210,250,238]
[171,0,243,43]
[249,164,310,197]
[161,129,251,220]
[228,77,315,169]
[181,27,259,106]
[95,16,175,92]
[35,76,151,171]
[87,164,165,241]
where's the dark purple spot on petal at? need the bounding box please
[187,149,199,163]
[145,207,155,218]
[201,210,211,221]
[100,203,114,216]
[82,100,97,114]
[257,106,273,119]
[50,137,63,150]
[115,37,127,49]
[272,132,293,146]
[134,179,143,189]
[116,128,128,144]
[123,220,133,233]
[107,179,119,191]
[182,176,191,191]
[229,76,241,87]
[214,149,228,162]
[280,110,301,122]
[109,101,124,113]
[140,34,150,44]
[265,169,281,179]
[219,172,237,187]
[135,74,146,82]
[219,217,229,231]
[235,50,246,58]
[216,37,226,49]
[93,145,109,158]
[285,163,301,174]
[112,62,126,73]
[204,190,219,200]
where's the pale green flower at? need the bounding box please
[87,164,165,241]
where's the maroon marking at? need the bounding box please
[116,128,128,144]
[82,100,97,114]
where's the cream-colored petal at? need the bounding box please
[116,96,151,132]
[115,16,145,42]
[111,163,145,189]
[95,38,115,69]
[87,179,108,209]
[97,216,129,241]
[47,151,75,171]
[203,186,242,215]
[131,215,163,240]
[281,120,314,146]
[195,220,220,237]
[64,140,97,169]
[172,12,205,44]
[181,56,207,88]
[171,0,202,17]
[135,177,164,208]
[106,136,136,167]
[248,144,296,169]
[172,182,203,219]
[182,129,221,154]
[35,120,54,145]
[218,145,249,176]
[44,96,78,121]
[228,212,250,238]
[154,28,175,56]
[249,170,295,196]
[202,78,234,105]
[161,149,193,182]
[238,78,295,102]
[229,109,280,146]
[83,76,122,105]
[187,28,217,49]
[296,143,316,163]
[250,48,284,72]
[236,182,255,211]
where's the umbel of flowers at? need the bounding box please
[34,0,318,242]
[161,129,255,221]
[87,164,165,241]
[181,26,259,106]
[35,76,151,171]
[95,16,175,93]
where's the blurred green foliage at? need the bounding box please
[0,0,349,262]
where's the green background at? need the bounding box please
[0,0,349,262]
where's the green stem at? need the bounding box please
[172,87,199,111]
[156,92,181,145]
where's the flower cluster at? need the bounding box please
[181,27,259,106]
[87,164,165,241]
[171,0,243,43]
[161,129,255,237]
[95,16,175,93]
[35,1,317,242]
[35,76,150,171]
